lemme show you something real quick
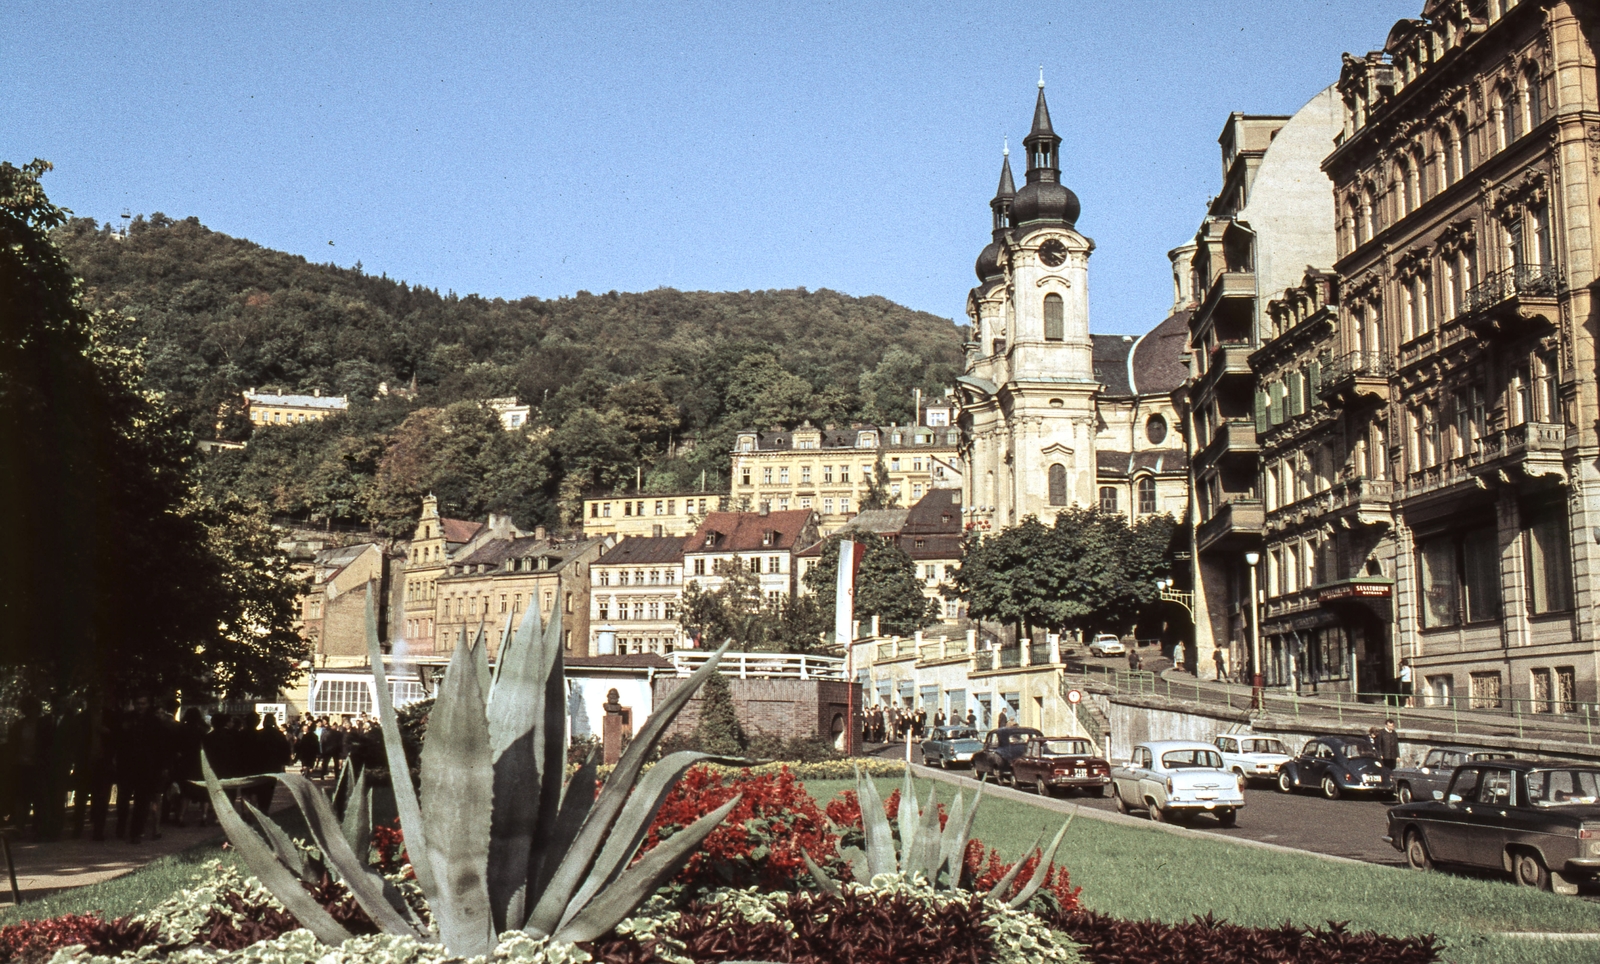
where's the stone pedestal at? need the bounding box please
[601,688,632,766]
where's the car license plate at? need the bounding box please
[1197,793,1217,800]
[1072,769,1084,778]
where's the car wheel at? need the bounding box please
[1514,850,1552,891]
[1405,831,1433,872]
[1147,800,1167,823]
[1321,775,1341,800]
[940,756,951,770]
[1036,778,1051,798]
[1002,768,1015,787]
[1396,782,1413,805]
[1113,786,1131,814]
[1216,809,1238,828]
[1277,769,1295,794]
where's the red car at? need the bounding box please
[1011,736,1111,797]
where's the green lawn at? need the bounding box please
[803,776,1600,964]
[9,776,1600,964]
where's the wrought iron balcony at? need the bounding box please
[1462,264,1562,338]
[1318,350,1392,403]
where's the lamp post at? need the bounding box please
[1244,551,1262,708]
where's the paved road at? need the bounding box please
[869,742,1402,866]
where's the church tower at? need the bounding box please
[959,74,1099,529]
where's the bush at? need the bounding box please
[1047,909,1441,964]
[0,914,158,964]
[694,672,745,755]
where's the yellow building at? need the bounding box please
[399,494,486,656]
[434,532,611,659]
[582,491,725,540]
[730,419,962,535]
[244,390,349,426]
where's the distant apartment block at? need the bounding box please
[244,389,349,426]
[582,491,726,540]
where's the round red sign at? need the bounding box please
[1066,689,1081,704]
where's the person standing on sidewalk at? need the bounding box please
[1398,658,1414,707]
[1375,719,1400,770]
[1213,648,1226,681]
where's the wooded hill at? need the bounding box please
[56,215,965,533]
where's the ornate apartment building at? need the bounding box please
[589,535,687,656]
[1319,0,1600,709]
[729,419,962,535]
[957,79,1189,541]
[1176,91,1344,676]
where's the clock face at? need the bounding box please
[1038,239,1068,267]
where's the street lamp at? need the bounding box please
[1243,551,1262,707]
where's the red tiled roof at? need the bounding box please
[442,518,483,543]
[687,510,816,553]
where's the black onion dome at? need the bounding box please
[1011,180,1080,230]
[975,240,1004,282]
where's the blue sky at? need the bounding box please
[4,1,1419,334]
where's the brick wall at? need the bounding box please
[652,677,860,751]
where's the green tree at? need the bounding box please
[950,508,1177,639]
[802,532,937,637]
[858,451,898,510]
[0,160,306,707]
[694,670,746,755]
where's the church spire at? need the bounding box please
[991,141,1015,234]
[1024,70,1060,183]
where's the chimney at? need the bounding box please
[535,525,547,541]
[314,387,321,397]
[653,524,663,537]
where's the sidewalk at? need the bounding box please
[0,781,292,909]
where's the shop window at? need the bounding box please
[1525,507,1573,614]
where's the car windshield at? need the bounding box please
[1242,739,1285,754]
[1162,749,1223,769]
[942,729,978,741]
[1042,740,1090,755]
[1526,769,1600,807]
[1342,743,1379,760]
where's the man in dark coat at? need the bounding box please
[1375,719,1400,769]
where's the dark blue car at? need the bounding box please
[1276,734,1394,799]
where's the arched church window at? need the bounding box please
[1098,486,1117,512]
[1043,293,1064,341]
[1138,477,1156,514]
[1049,463,1068,505]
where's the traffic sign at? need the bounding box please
[1066,689,1081,704]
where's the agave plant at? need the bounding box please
[203,578,743,955]
[802,767,1072,908]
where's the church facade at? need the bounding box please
[957,80,1191,537]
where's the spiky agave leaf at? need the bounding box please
[485,604,546,933]
[551,795,743,943]
[531,745,597,899]
[340,766,371,860]
[524,641,733,936]
[243,800,319,884]
[935,791,967,888]
[949,780,983,888]
[1006,815,1074,909]
[365,583,437,896]
[800,850,841,897]
[896,767,918,873]
[276,773,427,938]
[527,597,570,900]
[420,634,496,956]
[910,782,943,880]
[201,752,353,946]
[855,767,896,879]
[986,830,1044,902]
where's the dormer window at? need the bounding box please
[762,530,775,547]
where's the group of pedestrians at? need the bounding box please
[286,714,385,777]
[863,705,935,744]
[0,698,305,843]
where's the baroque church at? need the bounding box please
[957,77,1193,531]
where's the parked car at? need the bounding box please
[920,726,983,769]
[1391,746,1514,804]
[1213,734,1291,785]
[1385,760,1600,895]
[1110,741,1245,826]
[1010,737,1111,797]
[1276,735,1394,799]
[1087,634,1126,657]
[970,727,1045,784]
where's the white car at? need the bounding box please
[1110,740,1246,826]
[1087,634,1126,657]
[1213,734,1291,785]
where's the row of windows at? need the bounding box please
[1418,511,1572,629]
[1403,354,1558,475]
[410,544,442,564]
[687,555,787,577]
[1093,478,1158,513]
[1427,664,1577,713]
[405,578,437,602]
[590,497,713,519]
[251,409,331,425]
[595,600,679,621]
[440,590,566,617]
[596,569,677,587]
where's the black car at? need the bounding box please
[1386,759,1600,895]
[1277,735,1394,799]
[970,727,1045,785]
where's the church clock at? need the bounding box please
[1038,238,1067,267]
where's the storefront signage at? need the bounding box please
[1318,582,1392,603]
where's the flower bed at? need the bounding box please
[3,766,1441,964]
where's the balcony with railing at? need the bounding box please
[1197,341,1253,392]
[1196,497,1264,553]
[1329,476,1394,527]
[1462,264,1562,339]
[1196,418,1260,469]
[1474,421,1567,482]
[1318,350,1392,404]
